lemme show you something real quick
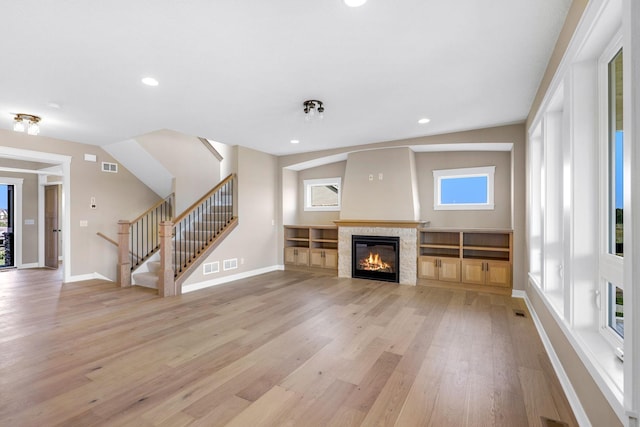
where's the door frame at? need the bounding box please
[0,177,23,268]
[0,146,71,282]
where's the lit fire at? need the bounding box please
[359,251,393,272]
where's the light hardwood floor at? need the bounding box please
[0,267,577,426]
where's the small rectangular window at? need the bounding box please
[433,166,495,210]
[304,178,341,211]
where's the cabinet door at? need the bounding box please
[296,248,310,266]
[418,256,438,280]
[309,249,324,268]
[284,247,297,265]
[323,250,338,269]
[485,260,511,288]
[439,258,461,282]
[461,259,485,285]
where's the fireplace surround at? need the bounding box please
[335,220,426,285]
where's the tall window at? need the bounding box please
[601,46,624,343]
[609,49,623,258]
[433,166,495,210]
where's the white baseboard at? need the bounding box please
[182,265,283,294]
[511,289,527,299]
[521,289,591,427]
[66,272,113,283]
[18,263,39,269]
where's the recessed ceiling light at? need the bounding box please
[47,102,61,109]
[291,139,300,144]
[418,118,431,124]
[141,77,159,87]
[344,0,367,7]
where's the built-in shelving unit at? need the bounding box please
[418,228,513,290]
[284,225,338,270]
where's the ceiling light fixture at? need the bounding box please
[291,139,300,144]
[418,118,431,124]
[142,77,159,86]
[13,113,41,135]
[303,100,324,121]
[344,0,367,7]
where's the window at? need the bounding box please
[433,166,495,210]
[304,178,341,211]
[608,49,623,257]
[608,282,624,339]
[600,43,624,346]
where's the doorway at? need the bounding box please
[44,185,59,269]
[0,184,14,268]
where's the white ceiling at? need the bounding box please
[1,0,571,156]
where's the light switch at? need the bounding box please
[80,220,88,227]
[24,219,35,225]
[378,173,383,180]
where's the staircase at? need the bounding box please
[124,174,237,295]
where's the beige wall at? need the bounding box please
[136,129,221,213]
[294,161,346,226]
[0,129,160,279]
[416,151,511,228]
[184,146,279,285]
[279,124,526,288]
[341,148,419,221]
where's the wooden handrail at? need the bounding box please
[130,194,174,224]
[173,174,235,225]
[96,232,118,247]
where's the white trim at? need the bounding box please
[182,265,283,294]
[303,177,342,212]
[522,288,592,427]
[66,272,112,283]
[512,289,527,299]
[433,166,495,211]
[18,262,39,269]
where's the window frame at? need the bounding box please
[598,33,624,346]
[303,177,342,212]
[433,166,495,211]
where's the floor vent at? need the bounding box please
[513,309,527,318]
[540,416,569,427]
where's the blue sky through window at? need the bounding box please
[615,131,623,209]
[441,176,488,204]
[0,185,7,210]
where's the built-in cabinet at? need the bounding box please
[284,225,338,271]
[418,228,512,289]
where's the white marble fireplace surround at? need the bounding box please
[335,220,427,286]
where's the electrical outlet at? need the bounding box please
[369,174,373,181]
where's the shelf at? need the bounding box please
[313,239,338,243]
[421,244,459,249]
[463,245,510,252]
[287,237,309,242]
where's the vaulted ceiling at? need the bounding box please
[1,0,571,155]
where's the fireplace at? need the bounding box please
[352,235,400,283]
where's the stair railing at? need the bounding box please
[158,174,237,296]
[117,194,174,287]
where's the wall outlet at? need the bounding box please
[90,196,97,209]
[369,174,373,181]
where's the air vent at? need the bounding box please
[203,261,219,275]
[513,309,527,318]
[101,162,118,173]
[223,258,238,271]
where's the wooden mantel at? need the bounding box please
[333,219,429,228]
